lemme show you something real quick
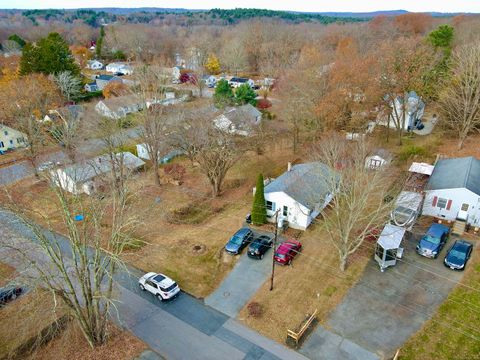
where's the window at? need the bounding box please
[266,201,276,211]
[0,141,4,148]
[4,131,8,136]
[369,159,382,168]
[437,198,448,209]
[461,203,469,211]
[283,206,288,217]
[9,140,13,145]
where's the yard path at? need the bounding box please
[0,209,307,360]
[205,229,275,318]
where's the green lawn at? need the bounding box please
[399,245,480,360]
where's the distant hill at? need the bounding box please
[0,7,472,27]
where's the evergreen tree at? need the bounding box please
[235,83,257,106]
[19,32,80,76]
[96,26,105,58]
[251,174,267,225]
[213,79,234,108]
[8,34,26,48]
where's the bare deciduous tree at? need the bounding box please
[313,134,396,271]
[3,149,141,348]
[438,43,480,149]
[52,71,82,102]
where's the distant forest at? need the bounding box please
[15,8,366,27]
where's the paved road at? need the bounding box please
[0,210,307,360]
[0,126,141,186]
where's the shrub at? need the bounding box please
[257,98,272,109]
[247,302,263,318]
[164,163,186,183]
[399,144,428,161]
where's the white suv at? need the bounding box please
[139,272,180,301]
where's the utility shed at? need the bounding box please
[422,156,480,226]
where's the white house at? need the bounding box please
[172,66,184,83]
[422,156,480,226]
[95,95,145,119]
[86,59,103,70]
[380,91,425,131]
[106,62,133,75]
[213,104,262,136]
[50,152,145,195]
[365,148,392,170]
[0,125,27,152]
[262,162,337,230]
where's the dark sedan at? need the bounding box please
[416,223,450,258]
[225,228,254,255]
[444,240,473,270]
[248,235,273,259]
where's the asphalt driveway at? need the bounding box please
[311,227,466,359]
[205,229,276,318]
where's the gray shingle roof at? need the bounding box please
[265,162,336,210]
[223,104,261,130]
[61,152,145,183]
[426,156,480,195]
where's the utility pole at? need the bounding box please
[270,209,280,291]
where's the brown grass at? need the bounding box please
[0,262,16,287]
[238,224,371,344]
[0,289,66,359]
[28,322,147,360]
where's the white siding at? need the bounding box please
[422,188,480,226]
[264,191,312,230]
[0,126,27,151]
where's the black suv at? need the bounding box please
[248,235,273,259]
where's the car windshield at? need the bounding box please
[423,235,440,245]
[230,235,243,245]
[276,253,286,259]
[160,283,177,292]
[449,249,467,261]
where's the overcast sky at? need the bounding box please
[1,0,479,12]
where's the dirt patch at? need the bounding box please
[191,244,207,255]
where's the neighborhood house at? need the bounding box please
[263,162,336,230]
[85,74,123,92]
[0,125,27,152]
[95,95,145,119]
[106,62,133,75]
[50,152,145,195]
[422,156,480,226]
[380,91,425,131]
[229,77,254,88]
[213,104,262,136]
[86,59,103,70]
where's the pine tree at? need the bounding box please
[251,174,267,225]
[19,32,80,76]
[8,34,26,48]
[235,83,257,106]
[213,78,234,108]
[96,26,105,59]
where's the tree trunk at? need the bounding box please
[154,169,161,186]
[339,254,347,272]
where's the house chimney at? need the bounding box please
[287,162,292,172]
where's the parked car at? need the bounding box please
[416,223,450,258]
[248,235,273,259]
[225,227,254,255]
[0,286,22,306]
[139,272,180,301]
[444,240,473,270]
[274,239,302,265]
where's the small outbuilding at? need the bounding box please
[365,148,392,170]
[375,224,405,272]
